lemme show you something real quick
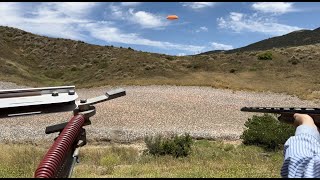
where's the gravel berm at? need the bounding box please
[1,81,319,144]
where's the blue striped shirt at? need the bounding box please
[281,125,320,178]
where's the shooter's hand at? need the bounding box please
[293,113,318,128]
[278,113,320,129]
[278,113,320,128]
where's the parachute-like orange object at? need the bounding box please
[167,15,178,20]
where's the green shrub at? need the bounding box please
[249,52,257,56]
[240,114,295,151]
[257,51,273,60]
[144,133,193,158]
[166,56,175,61]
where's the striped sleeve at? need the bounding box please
[281,125,320,178]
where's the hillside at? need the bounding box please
[0,26,186,87]
[201,27,320,54]
[1,26,320,100]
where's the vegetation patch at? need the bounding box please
[240,114,295,151]
[257,51,273,60]
[144,134,193,158]
[0,140,284,178]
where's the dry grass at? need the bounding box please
[0,140,283,178]
[0,143,46,178]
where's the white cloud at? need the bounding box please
[229,12,243,21]
[0,2,25,25]
[217,12,303,36]
[0,2,205,53]
[252,2,295,14]
[120,2,142,6]
[110,5,126,20]
[109,5,168,29]
[200,27,208,31]
[48,2,98,18]
[196,26,208,33]
[82,22,206,53]
[181,2,216,9]
[0,2,95,40]
[177,53,186,56]
[128,9,168,29]
[211,42,233,50]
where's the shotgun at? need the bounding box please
[241,107,320,127]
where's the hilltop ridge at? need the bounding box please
[201,27,320,54]
[1,26,320,100]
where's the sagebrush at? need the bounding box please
[257,51,273,60]
[144,133,193,158]
[240,114,295,151]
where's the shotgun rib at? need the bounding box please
[241,107,320,114]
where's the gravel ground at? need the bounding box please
[0,81,319,144]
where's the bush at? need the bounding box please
[240,114,295,151]
[229,69,236,73]
[288,56,300,65]
[257,51,273,60]
[166,56,175,61]
[249,52,257,56]
[144,133,193,158]
[144,65,154,70]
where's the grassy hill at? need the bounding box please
[201,27,320,54]
[1,26,320,100]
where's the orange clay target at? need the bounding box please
[167,15,178,20]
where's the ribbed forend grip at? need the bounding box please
[34,114,85,178]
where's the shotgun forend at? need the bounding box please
[240,106,320,126]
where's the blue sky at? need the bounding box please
[1,2,320,55]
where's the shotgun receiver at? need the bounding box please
[241,107,320,126]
